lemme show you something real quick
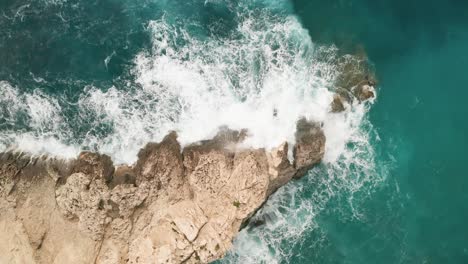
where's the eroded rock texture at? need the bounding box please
[0,119,325,264]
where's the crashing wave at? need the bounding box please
[0,0,382,262]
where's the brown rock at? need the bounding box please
[293,118,326,178]
[0,120,328,263]
[134,132,184,190]
[331,94,346,112]
[71,152,114,184]
[332,47,377,104]
[266,142,295,195]
[109,165,136,189]
[354,84,375,101]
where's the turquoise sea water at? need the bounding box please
[291,1,468,262]
[288,1,468,263]
[1,0,468,263]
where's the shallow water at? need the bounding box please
[1,0,467,263]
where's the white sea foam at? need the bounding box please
[12,134,79,159]
[123,14,341,162]
[78,8,382,261]
[221,112,382,263]
[0,7,370,165]
[0,2,382,262]
[0,4,381,263]
[0,81,79,159]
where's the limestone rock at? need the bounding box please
[110,165,136,189]
[72,152,114,184]
[266,142,295,195]
[134,132,187,203]
[0,119,327,264]
[55,172,110,240]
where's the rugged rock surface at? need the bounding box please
[329,49,377,113]
[293,118,326,177]
[330,79,376,112]
[0,119,325,264]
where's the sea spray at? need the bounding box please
[0,1,383,262]
[220,105,382,263]
[1,3,372,166]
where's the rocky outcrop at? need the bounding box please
[329,49,377,113]
[0,119,325,264]
[293,118,326,178]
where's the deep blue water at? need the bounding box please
[1,0,468,263]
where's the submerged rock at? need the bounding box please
[353,83,375,102]
[329,48,377,112]
[331,94,346,112]
[0,120,325,264]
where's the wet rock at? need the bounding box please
[293,118,326,178]
[331,94,346,112]
[354,83,375,101]
[333,48,377,104]
[266,142,295,195]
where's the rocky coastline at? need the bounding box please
[0,118,326,263]
[0,54,376,263]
